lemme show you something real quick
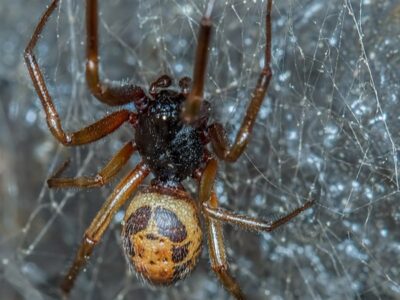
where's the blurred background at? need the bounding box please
[1,0,400,299]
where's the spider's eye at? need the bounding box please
[133,96,149,112]
[149,75,172,95]
[121,191,203,285]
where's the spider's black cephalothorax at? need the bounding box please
[134,89,207,185]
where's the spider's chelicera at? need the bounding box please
[25,0,315,299]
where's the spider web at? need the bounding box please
[1,0,400,299]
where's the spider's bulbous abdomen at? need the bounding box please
[121,190,202,285]
[135,89,204,183]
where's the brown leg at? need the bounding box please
[198,157,218,204]
[203,199,315,232]
[197,156,314,298]
[86,0,145,106]
[24,0,137,146]
[198,159,245,299]
[204,194,313,300]
[66,110,136,146]
[181,1,215,122]
[206,193,246,300]
[60,161,150,295]
[209,0,273,162]
[48,141,136,188]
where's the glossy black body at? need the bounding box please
[134,89,205,185]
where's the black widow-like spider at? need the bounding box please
[24,0,315,299]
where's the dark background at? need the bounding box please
[1,0,400,299]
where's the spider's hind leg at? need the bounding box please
[60,162,150,295]
[198,159,245,300]
[203,198,315,232]
[205,192,246,300]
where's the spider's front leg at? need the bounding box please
[181,2,213,122]
[25,0,138,146]
[209,0,273,162]
[86,0,145,106]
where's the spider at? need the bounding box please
[24,0,315,299]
